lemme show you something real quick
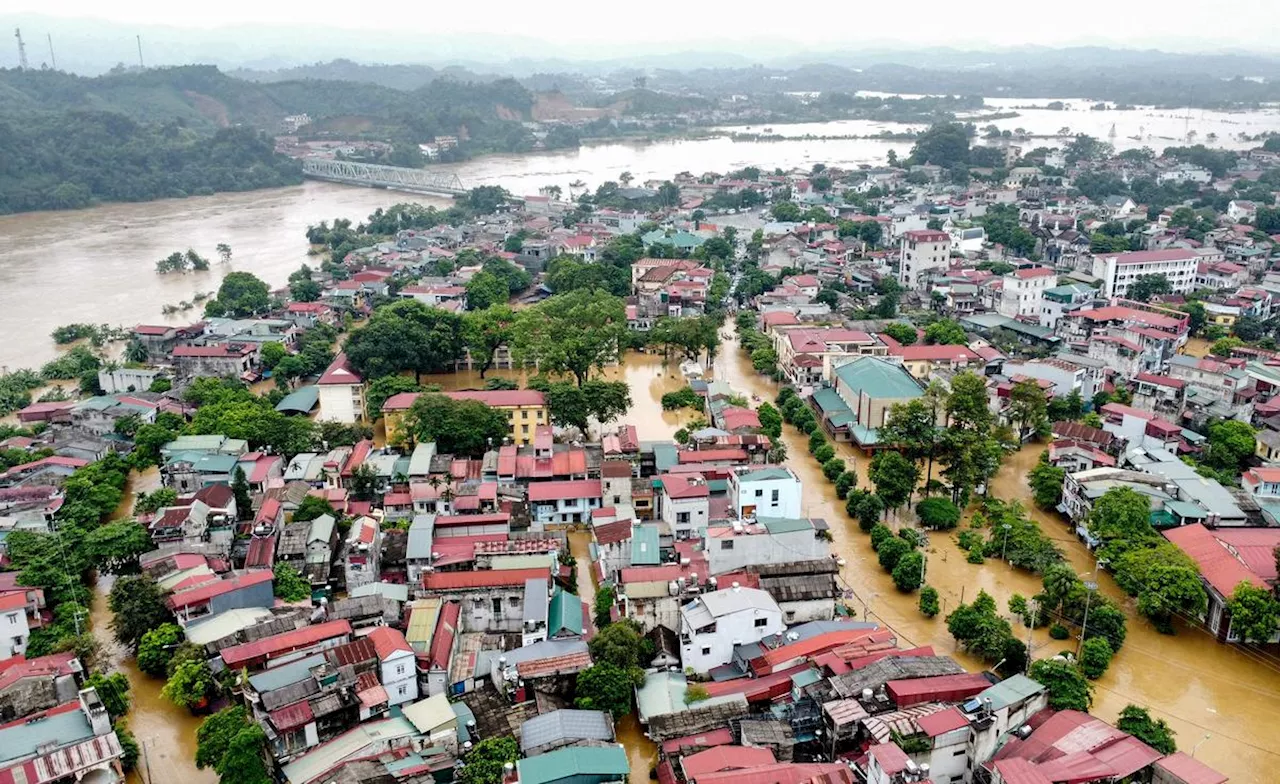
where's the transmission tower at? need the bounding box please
[47,34,56,70]
[14,28,29,70]
[136,35,144,68]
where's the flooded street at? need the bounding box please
[706,335,1278,783]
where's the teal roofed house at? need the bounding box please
[548,586,585,638]
[830,356,924,448]
[517,744,630,784]
[641,229,705,250]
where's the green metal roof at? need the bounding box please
[812,386,853,427]
[652,442,678,473]
[275,385,320,414]
[833,357,923,401]
[738,467,792,482]
[548,587,584,636]
[517,745,630,784]
[759,517,813,534]
[978,674,1045,711]
[631,525,661,566]
[1164,500,1208,520]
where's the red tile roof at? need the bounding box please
[0,652,78,692]
[902,230,949,242]
[1152,752,1228,784]
[444,390,546,407]
[915,706,969,737]
[428,601,460,670]
[515,650,592,678]
[527,479,601,502]
[168,570,273,611]
[318,352,362,385]
[221,620,352,669]
[244,535,276,570]
[679,449,748,464]
[594,520,633,547]
[660,728,735,755]
[366,626,412,660]
[867,743,911,775]
[422,567,551,591]
[885,672,991,706]
[1011,266,1056,279]
[682,746,776,779]
[660,473,711,499]
[270,699,314,731]
[329,636,378,668]
[699,764,853,784]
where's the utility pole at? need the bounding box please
[1025,599,1038,674]
[1076,580,1098,658]
[46,34,56,70]
[136,35,144,68]
[14,28,29,70]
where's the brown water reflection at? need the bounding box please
[707,335,1277,784]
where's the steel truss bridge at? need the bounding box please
[301,159,466,196]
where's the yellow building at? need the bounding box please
[380,389,549,447]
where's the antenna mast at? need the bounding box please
[14,28,28,70]
[136,34,144,68]
[47,34,55,70]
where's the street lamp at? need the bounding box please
[1001,523,1012,567]
[1192,733,1211,758]
[1075,562,1106,658]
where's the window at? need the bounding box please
[521,410,528,419]
[397,664,406,675]
[472,598,484,608]
[720,540,734,550]
[701,647,711,656]
[771,489,779,503]
[676,512,691,524]
[491,597,503,614]
[3,613,16,624]
[754,489,763,498]
[398,684,407,696]
[754,618,768,628]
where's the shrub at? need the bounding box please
[814,444,836,464]
[877,537,912,571]
[1049,623,1070,640]
[916,497,961,530]
[808,431,827,454]
[957,529,984,552]
[822,458,846,481]
[869,524,893,551]
[835,471,857,499]
[967,544,985,564]
[919,586,940,617]
[1079,636,1114,680]
[893,551,925,591]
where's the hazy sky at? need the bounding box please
[7,0,1279,51]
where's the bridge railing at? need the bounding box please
[301,158,465,194]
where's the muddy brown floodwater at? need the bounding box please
[707,335,1278,784]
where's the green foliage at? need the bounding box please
[1203,419,1256,475]
[109,574,174,654]
[757,403,782,439]
[883,322,918,345]
[466,271,511,311]
[458,737,520,784]
[404,393,509,456]
[908,122,971,168]
[0,370,45,416]
[650,316,721,364]
[869,451,919,512]
[273,563,311,602]
[893,551,925,592]
[1049,624,1070,640]
[365,375,427,422]
[346,300,466,381]
[1111,542,1206,633]
[215,723,272,784]
[981,499,1064,574]
[114,720,140,772]
[918,586,940,617]
[512,290,627,386]
[877,537,913,572]
[291,495,335,523]
[661,386,704,411]
[1028,454,1066,509]
[1226,582,1280,644]
[923,319,968,345]
[593,584,616,628]
[1009,379,1050,440]
[41,345,101,380]
[916,497,961,530]
[186,386,316,458]
[1209,336,1243,358]
[814,444,836,464]
[1079,636,1114,679]
[137,622,184,678]
[196,706,251,770]
[848,491,884,532]
[684,684,710,704]
[1087,487,1157,558]
[204,272,269,317]
[589,620,648,670]
[1028,658,1093,710]
[1116,706,1177,754]
[82,671,131,720]
[835,471,858,499]
[869,523,894,551]
[532,378,631,432]
[822,457,846,482]
[574,663,641,718]
[946,591,1026,673]
[162,654,215,709]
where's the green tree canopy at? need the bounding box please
[574,662,641,718]
[196,706,251,769]
[205,272,270,317]
[916,497,961,530]
[923,319,969,345]
[109,575,174,653]
[511,290,627,386]
[458,737,519,784]
[1028,658,1093,710]
[273,563,311,602]
[466,270,511,311]
[909,123,971,168]
[137,622,184,678]
[345,300,466,382]
[463,304,518,378]
[404,393,509,455]
[1226,581,1280,644]
[869,451,919,512]
[1116,705,1177,754]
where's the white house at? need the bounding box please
[528,480,602,528]
[678,585,785,674]
[1227,199,1258,222]
[703,517,830,576]
[658,474,710,540]
[997,266,1056,320]
[367,626,419,706]
[343,516,382,592]
[898,230,952,291]
[1091,249,1198,299]
[726,466,803,520]
[317,352,366,423]
[0,593,30,660]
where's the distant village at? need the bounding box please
[4,128,1277,784]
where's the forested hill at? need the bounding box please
[0,65,538,215]
[0,65,535,130]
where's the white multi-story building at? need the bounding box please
[726,466,803,520]
[703,517,830,576]
[317,352,366,423]
[0,594,30,661]
[997,266,1056,319]
[368,626,419,706]
[678,585,784,673]
[1091,249,1198,299]
[343,516,382,592]
[898,230,951,290]
[658,474,710,540]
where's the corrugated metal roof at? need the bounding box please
[519,709,614,753]
[517,745,629,784]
